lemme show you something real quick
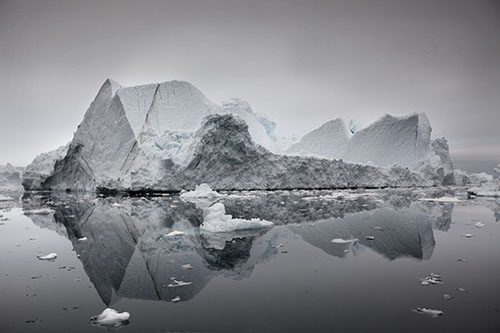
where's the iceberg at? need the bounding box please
[22,144,69,190]
[90,308,130,328]
[0,163,24,192]
[200,202,273,233]
[285,113,455,184]
[23,79,453,192]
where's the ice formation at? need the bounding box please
[180,183,224,200]
[22,144,69,190]
[285,114,455,184]
[285,118,352,158]
[200,202,273,233]
[0,164,24,191]
[22,79,456,192]
[465,163,500,197]
[37,253,57,260]
[90,308,130,328]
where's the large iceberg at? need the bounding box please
[23,79,451,192]
[287,113,455,184]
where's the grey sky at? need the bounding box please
[1,0,499,166]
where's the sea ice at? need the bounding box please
[37,253,57,260]
[90,308,130,328]
[165,231,185,237]
[200,202,273,233]
[413,307,443,318]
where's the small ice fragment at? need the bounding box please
[167,279,192,288]
[413,307,443,318]
[331,238,357,244]
[420,273,443,285]
[457,258,468,263]
[78,237,87,241]
[37,253,57,260]
[461,233,474,238]
[366,236,375,240]
[90,308,130,328]
[111,203,124,208]
[171,296,181,302]
[181,264,193,270]
[474,222,485,228]
[372,226,384,231]
[443,294,454,300]
[165,230,185,237]
[23,209,55,215]
[457,287,468,293]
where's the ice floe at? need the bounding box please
[90,308,130,328]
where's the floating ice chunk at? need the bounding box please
[443,294,454,300]
[457,258,468,263]
[474,222,485,228]
[180,183,224,200]
[200,202,273,233]
[420,273,443,286]
[413,307,443,318]
[171,296,181,302]
[331,238,358,244]
[168,279,192,288]
[461,233,475,238]
[419,197,461,203]
[165,231,185,237]
[23,208,55,215]
[456,287,468,293]
[111,203,124,208]
[90,308,130,328]
[78,237,88,241]
[366,236,375,241]
[181,264,193,270]
[37,253,57,260]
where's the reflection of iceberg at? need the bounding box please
[21,189,453,306]
[288,204,440,260]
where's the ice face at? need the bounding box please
[343,113,432,168]
[285,118,352,159]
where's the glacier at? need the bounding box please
[23,79,456,192]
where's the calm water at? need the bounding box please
[1,188,499,332]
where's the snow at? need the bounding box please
[286,118,351,159]
[90,308,130,328]
[37,253,57,260]
[200,202,273,233]
[78,237,88,241]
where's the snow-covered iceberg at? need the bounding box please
[23,79,451,192]
[22,144,69,190]
[286,113,455,184]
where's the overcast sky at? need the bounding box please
[1,0,499,166]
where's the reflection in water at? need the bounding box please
[21,189,454,307]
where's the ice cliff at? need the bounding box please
[286,114,455,185]
[23,79,452,192]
